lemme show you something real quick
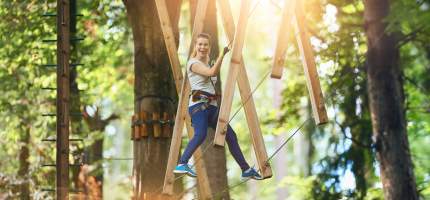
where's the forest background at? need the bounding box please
[0,0,429,199]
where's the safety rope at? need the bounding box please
[150,0,280,197]
[175,116,312,199]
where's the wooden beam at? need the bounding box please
[162,78,190,194]
[155,0,183,92]
[214,0,251,146]
[56,0,70,199]
[217,0,272,178]
[184,1,212,198]
[156,0,212,198]
[271,0,296,79]
[293,5,328,125]
[154,2,184,194]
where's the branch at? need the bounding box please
[333,116,372,149]
[397,25,429,47]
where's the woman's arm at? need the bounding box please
[191,46,230,77]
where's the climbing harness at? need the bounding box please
[189,90,220,116]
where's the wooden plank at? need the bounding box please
[155,0,183,92]
[162,78,189,194]
[156,0,212,198]
[214,0,251,146]
[140,111,148,137]
[237,67,273,178]
[181,0,212,196]
[217,0,272,178]
[162,112,171,137]
[156,0,183,192]
[56,0,70,199]
[153,112,161,137]
[293,6,328,125]
[182,0,212,197]
[271,0,296,79]
[217,0,235,40]
[131,115,136,140]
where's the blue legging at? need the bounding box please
[179,103,250,171]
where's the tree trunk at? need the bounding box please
[364,1,418,199]
[18,125,30,200]
[190,0,230,199]
[81,107,118,199]
[123,0,180,199]
[69,0,87,193]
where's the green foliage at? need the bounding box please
[1,0,429,199]
[0,0,133,198]
[271,0,429,199]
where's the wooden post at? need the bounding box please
[155,0,212,198]
[140,111,148,137]
[152,112,161,137]
[293,4,328,125]
[56,0,70,199]
[216,0,272,178]
[271,0,296,79]
[186,2,212,194]
[162,112,171,137]
[213,0,250,146]
[154,0,183,92]
[131,115,139,140]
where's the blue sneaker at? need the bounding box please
[241,167,263,181]
[173,164,197,178]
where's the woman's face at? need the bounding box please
[195,37,210,58]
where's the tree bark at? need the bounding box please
[18,125,30,200]
[364,1,418,199]
[69,0,87,193]
[190,0,230,199]
[123,0,180,199]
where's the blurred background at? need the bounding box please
[0,0,429,199]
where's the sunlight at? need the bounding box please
[340,170,356,190]
[324,4,339,33]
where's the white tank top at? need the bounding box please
[187,58,218,107]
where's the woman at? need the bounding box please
[173,33,262,180]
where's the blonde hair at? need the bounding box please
[191,33,211,59]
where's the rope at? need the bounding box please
[248,0,262,19]
[211,175,252,199]
[150,67,272,197]
[225,69,271,127]
[177,118,312,198]
[207,118,311,199]
[266,118,311,163]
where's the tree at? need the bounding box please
[364,0,418,199]
[123,0,181,198]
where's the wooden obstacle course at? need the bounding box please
[271,0,328,125]
[155,0,212,198]
[158,0,330,196]
[215,0,272,178]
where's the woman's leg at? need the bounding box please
[178,105,209,164]
[225,125,251,171]
[207,106,250,171]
